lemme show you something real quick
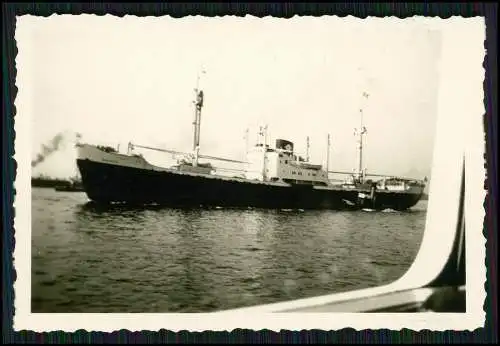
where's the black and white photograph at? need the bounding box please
[13,14,485,331]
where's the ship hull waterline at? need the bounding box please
[76,158,423,211]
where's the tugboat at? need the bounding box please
[54,174,84,192]
[74,78,426,210]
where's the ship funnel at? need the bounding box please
[276,139,294,153]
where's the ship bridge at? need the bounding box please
[243,128,329,186]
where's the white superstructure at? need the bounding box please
[243,126,329,186]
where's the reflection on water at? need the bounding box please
[32,188,427,312]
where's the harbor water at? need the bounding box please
[32,187,427,313]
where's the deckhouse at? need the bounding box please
[244,127,329,186]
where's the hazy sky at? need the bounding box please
[17,15,443,179]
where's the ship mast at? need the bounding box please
[326,133,331,174]
[245,128,249,153]
[306,136,310,162]
[192,69,206,167]
[257,124,268,147]
[257,125,269,180]
[355,92,369,183]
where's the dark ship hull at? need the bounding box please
[76,152,424,211]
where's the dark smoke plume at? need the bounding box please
[31,133,65,168]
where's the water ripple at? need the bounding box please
[31,187,427,312]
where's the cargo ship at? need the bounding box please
[75,83,426,211]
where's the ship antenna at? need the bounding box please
[264,124,269,147]
[355,92,369,183]
[306,136,310,162]
[261,125,269,180]
[192,68,206,167]
[244,128,249,155]
[326,133,331,174]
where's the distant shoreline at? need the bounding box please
[31,177,77,188]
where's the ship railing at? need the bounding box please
[327,170,426,184]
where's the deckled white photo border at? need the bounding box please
[12,15,487,332]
